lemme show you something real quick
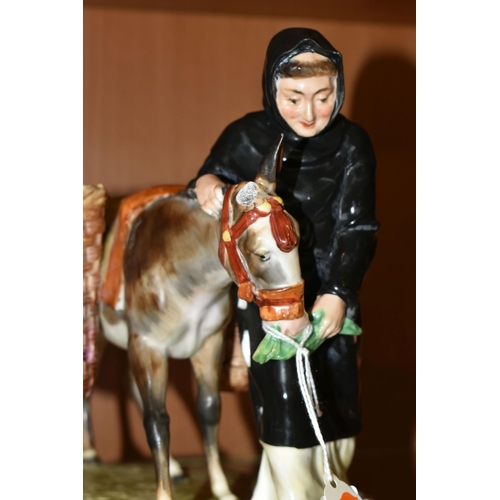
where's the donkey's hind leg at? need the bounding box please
[128,332,172,500]
[128,369,185,480]
[190,329,238,500]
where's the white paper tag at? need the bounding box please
[322,474,362,500]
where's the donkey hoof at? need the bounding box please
[171,471,187,483]
[169,456,186,481]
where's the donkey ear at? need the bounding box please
[255,134,284,192]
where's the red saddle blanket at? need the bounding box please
[100,185,185,308]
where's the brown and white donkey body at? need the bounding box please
[99,136,309,500]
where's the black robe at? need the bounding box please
[191,28,379,447]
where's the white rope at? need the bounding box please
[261,322,334,483]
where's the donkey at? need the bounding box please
[98,135,309,500]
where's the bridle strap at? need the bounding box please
[254,282,305,321]
[254,284,304,307]
[219,185,255,301]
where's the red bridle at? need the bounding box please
[218,184,305,321]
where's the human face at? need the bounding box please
[276,75,336,137]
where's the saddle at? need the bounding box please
[100,185,185,308]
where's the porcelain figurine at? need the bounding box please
[99,137,310,500]
[191,27,379,499]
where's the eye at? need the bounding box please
[289,98,298,104]
[255,253,270,262]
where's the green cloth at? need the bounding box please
[252,311,362,364]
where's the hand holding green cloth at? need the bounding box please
[252,311,362,364]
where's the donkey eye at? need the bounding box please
[256,253,270,262]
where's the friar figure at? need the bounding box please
[191,27,379,499]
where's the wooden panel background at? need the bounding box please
[84,5,415,497]
[84,8,415,197]
[83,0,416,25]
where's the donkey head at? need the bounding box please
[219,135,307,329]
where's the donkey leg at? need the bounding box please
[128,369,185,480]
[190,330,238,500]
[128,332,172,500]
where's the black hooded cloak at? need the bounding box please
[192,28,379,447]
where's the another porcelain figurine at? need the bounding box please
[83,184,107,463]
[192,27,379,499]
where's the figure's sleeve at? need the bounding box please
[318,126,379,317]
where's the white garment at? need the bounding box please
[251,438,356,500]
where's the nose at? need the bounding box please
[303,101,315,122]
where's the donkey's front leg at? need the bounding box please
[129,332,172,500]
[191,330,238,500]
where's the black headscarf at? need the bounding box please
[262,27,345,136]
[251,27,349,165]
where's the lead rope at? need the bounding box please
[261,322,334,485]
